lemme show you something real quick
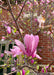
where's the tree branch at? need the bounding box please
[0,5,9,11]
[7,0,23,42]
[16,0,27,21]
[18,65,38,73]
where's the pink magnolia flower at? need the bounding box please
[46,0,50,4]
[41,68,44,72]
[15,34,42,59]
[10,46,23,57]
[41,65,49,73]
[53,48,54,52]
[34,18,37,22]
[31,59,34,64]
[1,36,6,41]
[16,0,17,5]
[42,10,45,14]
[47,31,51,35]
[41,0,45,4]
[51,11,54,16]
[27,1,30,4]
[7,26,11,34]
[51,0,54,2]
[11,67,16,71]
[0,53,4,57]
[22,69,25,75]
[4,47,22,57]
[4,50,11,56]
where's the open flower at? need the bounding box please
[15,34,42,59]
[10,46,23,57]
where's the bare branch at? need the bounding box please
[7,0,23,42]
[18,65,38,73]
[0,5,9,11]
[7,0,16,21]
[16,0,27,21]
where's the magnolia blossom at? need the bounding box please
[34,18,37,22]
[16,0,17,5]
[0,53,4,57]
[51,0,54,2]
[42,10,45,14]
[47,0,50,3]
[11,67,16,71]
[31,59,34,64]
[27,1,30,4]
[15,34,42,59]
[41,0,45,4]
[41,68,44,72]
[53,48,54,52]
[1,36,6,41]
[10,46,23,57]
[4,50,11,56]
[41,65,49,72]
[47,31,51,35]
[7,26,11,34]
[22,69,25,75]
[51,11,54,16]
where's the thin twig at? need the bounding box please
[0,5,9,11]
[16,0,27,21]
[7,0,23,42]
[18,65,38,73]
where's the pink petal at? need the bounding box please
[4,50,11,55]
[53,48,54,52]
[0,53,4,57]
[24,34,35,52]
[41,68,44,73]
[11,67,16,71]
[7,26,11,34]
[15,39,26,54]
[10,46,22,57]
[35,54,42,59]
[32,51,42,59]
[24,34,39,56]
[22,69,25,75]
[31,59,34,64]
[32,35,39,54]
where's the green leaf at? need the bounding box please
[37,65,39,70]
[24,22,26,25]
[34,0,36,1]
[14,28,17,33]
[17,72,20,75]
[52,19,54,21]
[0,8,2,14]
[17,64,20,66]
[44,67,46,72]
[25,70,30,75]
[22,55,24,58]
[8,12,11,15]
[34,61,37,64]
[34,58,37,60]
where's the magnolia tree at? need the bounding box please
[0,0,54,74]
